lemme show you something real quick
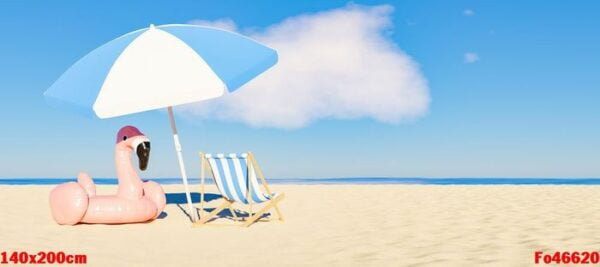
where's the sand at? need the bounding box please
[2,184,600,266]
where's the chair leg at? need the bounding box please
[242,194,285,227]
[272,193,285,221]
[228,206,239,221]
[193,200,233,226]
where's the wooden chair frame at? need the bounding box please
[193,152,284,227]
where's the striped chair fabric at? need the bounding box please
[205,153,273,204]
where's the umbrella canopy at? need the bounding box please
[45,24,277,118]
[44,24,278,222]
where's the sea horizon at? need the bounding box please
[2,177,600,185]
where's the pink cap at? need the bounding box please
[116,125,144,143]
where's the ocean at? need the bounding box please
[1,177,600,185]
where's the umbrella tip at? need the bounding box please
[149,24,156,29]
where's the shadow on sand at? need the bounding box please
[166,192,222,204]
[165,192,270,223]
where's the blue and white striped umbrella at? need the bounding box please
[43,24,278,222]
[45,24,277,118]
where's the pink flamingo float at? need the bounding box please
[49,126,166,225]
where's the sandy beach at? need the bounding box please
[2,184,600,266]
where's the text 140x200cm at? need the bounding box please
[1,251,87,265]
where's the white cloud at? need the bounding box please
[464,52,479,63]
[463,9,475,16]
[182,4,430,129]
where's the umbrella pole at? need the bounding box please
[167,106,198,222]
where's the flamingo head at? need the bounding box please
[116,125,151,171]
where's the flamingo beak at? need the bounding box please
[136,141,151,171]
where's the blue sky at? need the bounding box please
[0,1,599,178]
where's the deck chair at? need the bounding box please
[194,152,284,227]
